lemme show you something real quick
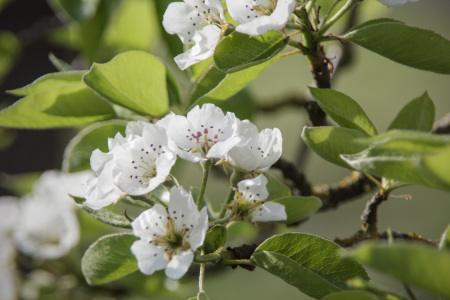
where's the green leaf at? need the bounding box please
[343,18,450,74]
[348,243,450,298]
[51,0,100,22]
[265,174,291,201]
[0,84,115,129]
[388,92,435,131]
[189,57,276,107]
[214,31,289,73]
[270,196,322,224]
[48,53,73,72]
[72,196,132,229]
[203,225,227,254]
[301,126,368,169]
[342,130,450,190]
[440,225,450,251]
[0,30,21,85]
[7,71,84,96]
[82,233,138,285]
[309,87,377,136]
[83,51,169,117]
[321,291,379,300]
[62,120,127,172]
[251,233,369,299]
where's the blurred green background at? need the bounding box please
[0,0,449,299]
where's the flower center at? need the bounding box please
[129,145,166,185]
[253,0,278,16]
[187,125,223,157]
[227,189,263,222]
[153,218,192,259]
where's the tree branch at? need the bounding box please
[432,113,450,134]
[273,158,312,196]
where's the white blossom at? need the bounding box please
[131,186,208,280]
[84,121,176,209]
[225,120,282,172]
[227,175,286,222]
[11,170,90,259]
[377,0,419,7]
[162,0,225,69]
[165,104,240,162]
[226,0,296,36]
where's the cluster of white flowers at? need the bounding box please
[83,104,285,279]
[163,0,297,69]
[84,103,282,210]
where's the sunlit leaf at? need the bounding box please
[83,51,169,117]
[252,233,369,299]
[214,31,288,73]
[343,18,450,74]
[388,92,435,131]
[309,87,377,136]
[348,243,450,298]
[301,126,368,169]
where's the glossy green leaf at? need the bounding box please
[214,31,289,73]
[0,84,115,128]
[309,87,377,136]
[82,233,138,285]
[72,196,132,228]
[252,233,369,299]
[439,225,450,251]
[7,71,84,96]
[189,57,275,107]
[348,243,450,298]
[321,291,379,300]
[62,120,127,172]
[343,19,450,74]
[83,51,169,117]
[342,131,450,190]
[301,126,368,169]
[388,92,435,131]
[265,174,291,201]
[203,225,227,254]
[270,196,322,224]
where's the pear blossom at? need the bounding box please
[11,170,91,259]
[225,120,282,172]
[226,175,286,222]
[377,0,419,7]
[162,0,225,70]
[226,0,296,36]
[165,104,241,162]
[84,121,176,209]
[131,186,208,280]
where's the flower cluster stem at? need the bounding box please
[218,170,247,219]
[197,159,213,209]
[317,0,360,37]
[199,250,206,293]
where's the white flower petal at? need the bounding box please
[163,2,202,44]
[0,197,19,234]
[187,207,208,250]
[251,202,286,222]
[168,186,199,229]
[90,149,113,175]
[131,240,168,276]
[228,0,296,36]
[132,204,169,240]
[174,25,221,70]
[165,250,194,280]
[237,175,269,201]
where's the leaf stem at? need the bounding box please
[197,159,212,209]
[403,283,418,300]
[317,0,360,37]
[219,259,254,266]
[199,250,206,293]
